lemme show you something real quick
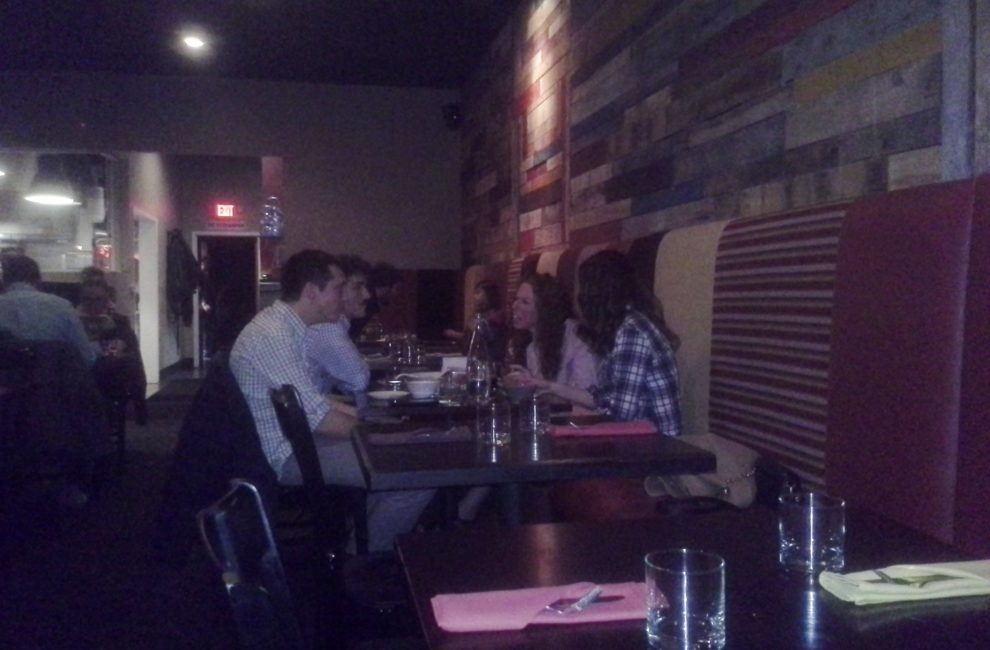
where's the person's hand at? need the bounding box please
[503,365,539,388]
[317,400,359,437]
[443,328,464,340]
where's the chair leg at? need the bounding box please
[108,399,127,477]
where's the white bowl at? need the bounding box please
[405,378,440,399]
[399,371,443,381]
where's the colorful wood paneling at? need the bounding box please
[461,0,947,264]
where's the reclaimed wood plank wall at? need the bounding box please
[461,0,953,264]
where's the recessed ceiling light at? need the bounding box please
[183,35,206,50]
[0,170,6,177]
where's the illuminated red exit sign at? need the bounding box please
[215,203,236,218]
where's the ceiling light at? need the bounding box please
[183,35,206,49]
[0,170,6,177]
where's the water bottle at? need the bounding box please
[466,313,491,404]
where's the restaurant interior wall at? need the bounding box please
[0,71,464,269]
[460,0,988,263]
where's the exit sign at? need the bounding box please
[216,203,235,218]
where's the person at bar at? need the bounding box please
[231,250,434,552]
[304,254,372,405]
[503,273,598,391]
[519,250,682,436]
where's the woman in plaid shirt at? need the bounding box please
[536,250,683,436]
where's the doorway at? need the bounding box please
[193,234,259,367]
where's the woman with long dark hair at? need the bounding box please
[505,273,597,389]
[538,250,682,435]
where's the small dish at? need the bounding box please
[367,390,410,401]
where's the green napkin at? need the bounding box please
[819,560,990,605]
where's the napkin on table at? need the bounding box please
[431,581,646,633]
[546,420,657,438]
[819,560,990,605]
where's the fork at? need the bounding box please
[873,569,964,588]
[544,585,603,615]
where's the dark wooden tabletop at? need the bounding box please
[397,508,990,649]
[351,421,716,491]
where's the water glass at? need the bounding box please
[438,370,466,406]
[476,397,511,446]
[778,491,846,573]
[519,394,550,435]
[645,549,726,649]
[466,359,491,405]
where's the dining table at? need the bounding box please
[396,507,990,649]
[350,406,715,526]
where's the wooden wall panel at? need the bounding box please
[461,0,955,264]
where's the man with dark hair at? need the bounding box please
[0,254,96,366]
[305,255,373,401]
[349,261,403,339]
[231,250,433,552]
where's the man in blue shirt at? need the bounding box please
[0,254,96,366]
[305,255,372,403]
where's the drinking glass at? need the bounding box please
[645,549,726,649]
[466,358,491,405]
[519,394,550,435]
[778,491,846,573]
[476,396,511,446]
[437,370,466,406]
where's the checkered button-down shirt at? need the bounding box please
[230,300,332,473]
[304,317,370,395]
[589,309,682,436]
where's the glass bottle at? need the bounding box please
[465,313,491,404]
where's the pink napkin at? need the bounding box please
[547,420,657,438]
[431,581,646,633]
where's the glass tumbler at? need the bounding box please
[645,549,726,649]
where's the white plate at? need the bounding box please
[398,371,444,381]
[367,390,409,401]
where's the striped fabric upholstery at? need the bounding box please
[504,257,526,316]
[708,209,846,490]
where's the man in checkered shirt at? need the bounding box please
[231,250,434,552]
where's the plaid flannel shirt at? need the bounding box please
[589,309,682,436]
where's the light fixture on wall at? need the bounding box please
[24,155,80,206]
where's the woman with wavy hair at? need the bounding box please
[505,273,597,389]
[537,250,682,435]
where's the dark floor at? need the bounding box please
[0,381,426,649]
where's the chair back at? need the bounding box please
[198,479,305,650]
[270,385,362,554]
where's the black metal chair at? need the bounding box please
[198,479,306,650]
[269,385,411,617]
[269,384,368,558]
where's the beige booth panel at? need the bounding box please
[535,250,564,277]
[653,220,728,437]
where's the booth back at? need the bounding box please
[461,176,989,549]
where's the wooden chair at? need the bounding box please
[198,479,306,650]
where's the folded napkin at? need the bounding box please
[367,426,473,446]
[547,420,657,438]
[819,560,990,605]
[431,581,646,633]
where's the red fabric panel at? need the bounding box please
[826,180,973,543]
[956,175,990,555]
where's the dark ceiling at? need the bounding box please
[0,0,518,89]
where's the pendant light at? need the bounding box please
[24,155,80,206]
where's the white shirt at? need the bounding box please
[304,316,370,395]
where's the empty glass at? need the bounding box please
[476,395,511,446]
[519,394,550,435]
[438,370,467,406]
[778,491,846,573]
[645,549,726,649]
